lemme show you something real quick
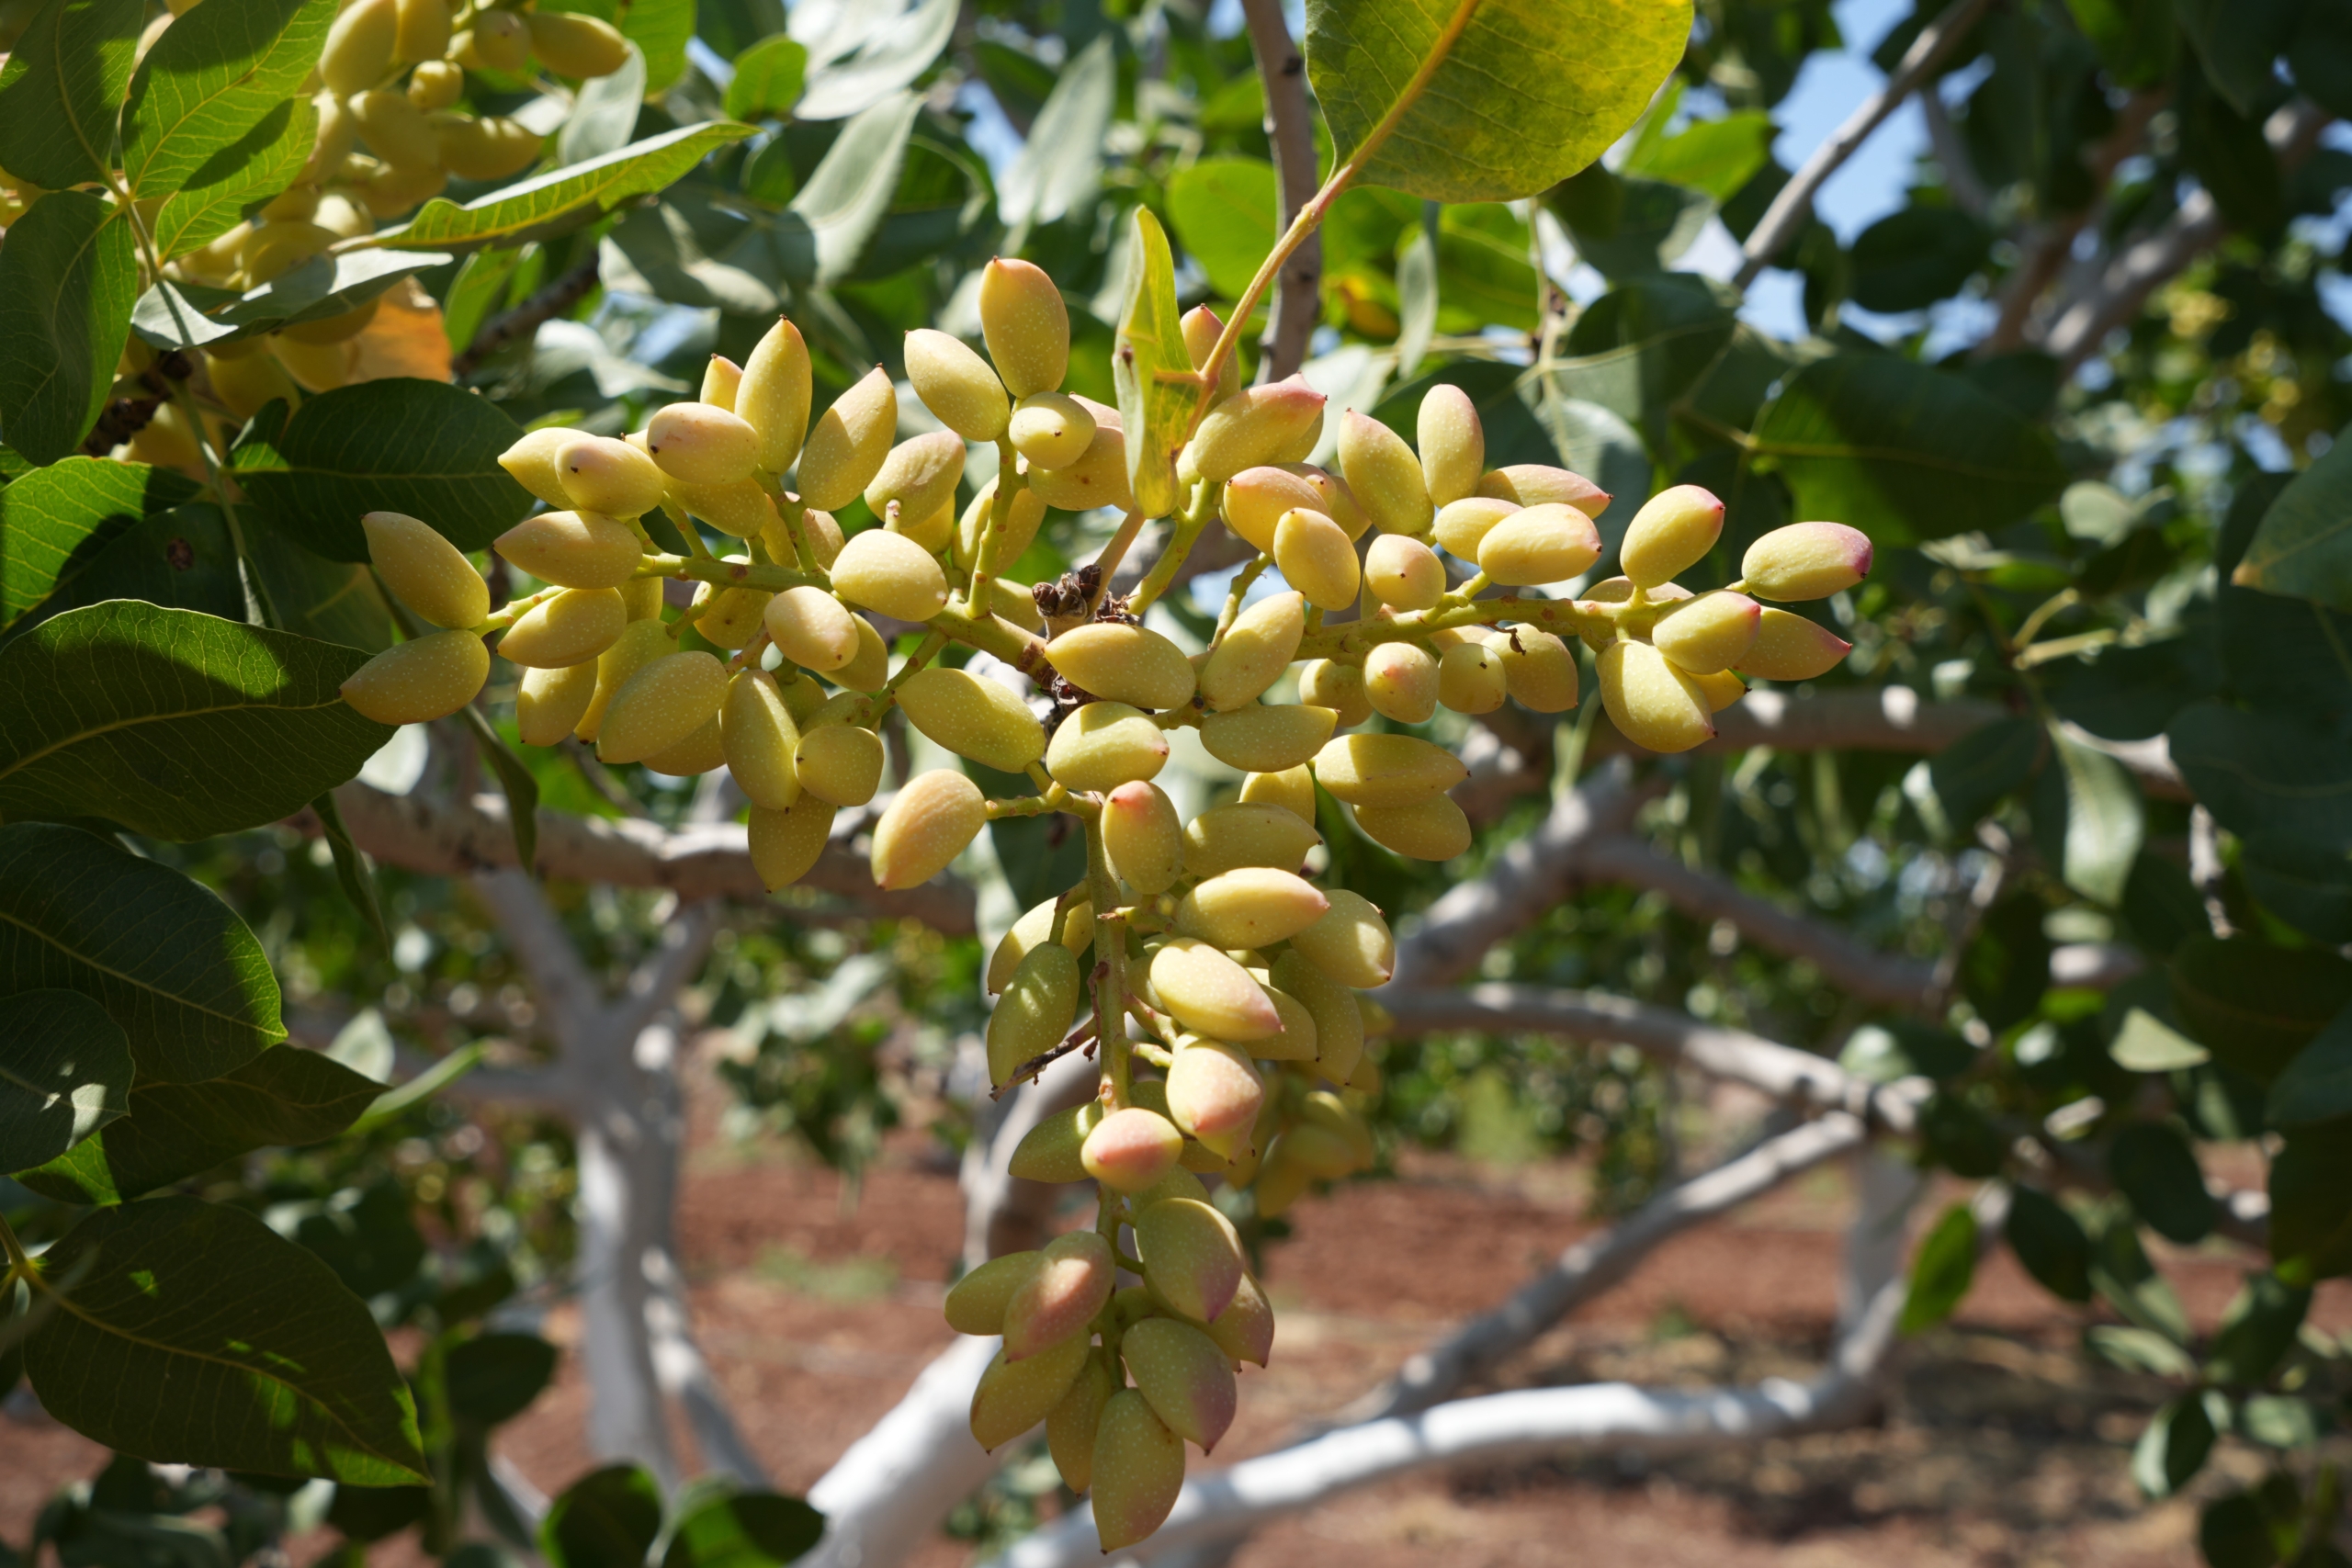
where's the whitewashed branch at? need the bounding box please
[799,1335,1002,1568]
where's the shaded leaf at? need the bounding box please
[1166,155,1279,302]
[2043,637,2222,743]
[2088,1201,2192,1340]
[1899,1201,1978,1334]
[725,35,806,120]
[0,502,246,645]
[367,121,755,250]
[998,33,1114,231]
[2243,831,2352,942]
[0,192,141,467]
[1924,715,2040,833]
[445,1331,560,1427]
[2108,1122,2217,1244]
[2004,1185,2092,1302]
[2267,1122,2352,1281]
[1393,226,1438,381]
[2167,702,2352,850]
[2132,1393,2218,1497]
[557,40,647,167]
[2170,934,2352,1082]
[0,0,145,188]
[0,988,131,1176]
[458,702,539,872]
[312,788,390,953]
[770,91,922,288]
[1849,206,1991,314]
[2265,1003,2352,1126]
[662,1485,824,1568]
[0,457,200,627]
[153,94,319,262]
[1113,206,1206,522]
[2199,1492,2285,1568]
[1547,168,1713,278]
[1550,276,1736,448]
[542,1465,663,1568]
[120,0,334,203]
[2035,725,2143,906]
[2206,1269,2312,1386]
[132,251,451,353]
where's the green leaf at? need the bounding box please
[0,0,145,189]
[2086,1324,2196,1378]
[2265,1004,2352,1127]
[1433,205,1539,333]
[23,1195,427,1483]
[723,35,806,120]
[662,1486,824,1568]
[0,457,200,627]
[458,703,539,872]
[770,91,922,288]
[2003,1185,2092,1303]
[348,1040,483,1134]
[1550,276,1736,448]
[0,822,282,1082]
[1962,890,2052,1034]
[2108,1122,2217,1245]
[2267,1122,2352,1281]
[1393,225,1437,381]
[2167,702,2352,850]
[232,377,533,559]
[2199,1492,2286,1568]
[0,502,246,645]
[2242,832,2352,942]
[120,0,334,199]
[2177,0,2305,117]
[616,0,690,94]
[283,1177,425,1296]
[1621,109,1772,202]
[2045,637,2222,743]
[1898,1201,1978,1335]
[2109,1002,2211,1073]
[2088,1201,2192,1340]
[367,120,755,250]
[17,1045,382,1203]
[1750,356,2070,545]
[0,601,393,840]
[0,192,141,467]
[2206,1269,2312,1386]
[2132,1393,2217,1498]
[1114,206,1207,523]
[2234,420,2352,610]
[2170,935,2352,1082]
[2035,725,2144,906]
[998,33,1114,231]
[444,1331,559,1427]
[152,95,318,261]
[134,250,451,353]
[557,40,646,167]
[2237,1397,2320,1451]
[1837,1021,1973,1083]
[311,788,389,952]
[1848,207,1991,315]
[542,1465,664,1568]
[1166,155,1279,302]
[794,0,954,120]
[1306,0,1690,204]
[1547,168,1713,279]
[1923,716,2041,834]
[0,988,131,1176]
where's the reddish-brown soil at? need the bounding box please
[5,1063,2341,1567]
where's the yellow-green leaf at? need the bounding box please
[1113,206,1204,521]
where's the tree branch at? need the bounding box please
[1918,87,1989,221]
[470,868,601,1042]
[798,1335,1003,1568]
[1239,0,1322,381]
[454,251,601,379]
[1980,90,2165,355]
[1735,0,1997,288]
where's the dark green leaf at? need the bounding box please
[0,987,131,1175]
[2207,1269,2312,1386]
[311,788,389,952]
[24,1195,427,1483]
[1619,109,1773,202]
[0,457,200,626]
[2242,832,2352,942]
[1547,169,1713,278]
[233,377,533,559]
[0,821,282,1082]
[542,1465,663,1568]
[2291,0,2352,118]
[2132,1393,2217,1497]
[2168,702,2352,850]
[1838,1021,1974,1082]
[997,34,1113,231]
[16,1045,380,1203]
[1917,1090,2006,1179]
[120,0,334,208]
[0,503,246,643]
[2265,1003,2352,1126]
[2108,1122,2217,1244]
[0,0,145,188]
[133,251,452,353]
[1434,205,1539,333]
[2220,581,2352,729]
[2004,1185,2093,1302]
[2177,0,2302,118]
[1849,207,1991,314]
[445,1332,559,1427]
[1550,276,1736,446]
[0,191,141,466]
[0,601,392,840]
[2046,637,2222,744]
[723,35,806,120]
[2088,1201,2193,1339]
[368,120,755,250]
[2199,1492,2283,1568]
[2267,1121,2352,1281]
[1898,1201,1978,1334]
[1924,716,2041,835]
[286,1178,427,1297]
[1306,0,1690,204]
[1166,156,1280,302]
[328,1485,432,1543]
[662,1486,824,1568]
[1751,355,2069,544]
[456,702,538,872]
[1963,890,2053,1034]
[1114,206,1206,522]
[2170,934,2352,1082]
[769,91,922,288]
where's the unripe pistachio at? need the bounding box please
[1620,483,1724,587]
[525,8,628,76]
[748,795,835,890]
[1690,665,1747,712]
[1182,802,1321,879]
[1310,731,1466,807]
[597,650,727,764]
[1221,466,1324,553]
[436,115,542,181]
[1200,1269,1274,1366]
[645,400,760,486]
[738,317,813,473]
[341,629,489,723]
[321,0,396,96]
[1185,378,1326,483]
[763,585,858,671]
[516,659,598,745]
[1741,521,1873,601]
[700,355,742,412]
[1437,639,1505,715]
[354,157,447,219]
[1599,637,1714,753]
[864,430,966,531]
[240,219,339,285]
[970,1338,1090,1452]
[989,575,1047,633]
[1649,589,1761,674]
[954,479,1047,570]
[1181,304,1240,406]
[495,510,641,591]
[1045,701,1168,793]
[1022,419,1134,512]
[793,718,884,807]
[205,344,302,420]
[1046,1350,1116,1493]
[556,435,667,517]
[1102,780,1182,895]
[1350,1048,1385,1090]
[1081,1107,1185,1192]
[1736,607,1852,681]
[1239,764,1317,824]
[1091,1390,1186,1551]
[1123,1316,1238,1452]
[1251,1137,1316,1217]
[888,490,955,556]
[720,669,801,809]
[944,1250,1042,1337]
[1492,626,1579,712]
[497,586,626,668]
[799,506,845,566]
[1355,794,1472,860]
[830,527,948,622]
[361,511,487,629]
[499,426,575,508]
[1134,1197,1246,1324]
[393,0,449,62]
[987,893,1094,993]
[1576,576,1691,651]
[643,713,725,776]
[1297,658,1372,729]
[1199,702,1337,774]
[574,618,669,740]
[1478,462,1610,517]
[1477,502,1602,586]
[1044,622,1194,710]
[1363,642,1438,724]
[988,941,1081,1086]
[828,613,889,693]
[266,333,357,392]
[1336,410,1431,536]
[1198,590,1304,712]
[896,666,1044,773]
[1252,983,1319,1062]
[1149,938,1279,1042]
[1364,534,1444,610]
[871,768,985,890]
[1272,949,1363,1085]
[1177,867,1329,950]
[297,92,356,183]
[1301,1089,1376,1166]
[1009,1100,1103,1182]
[1007,391,1094,470]
[903,327,1010,441]
[1288,887,1395,987]
[351,88,437,173]
[1417,383,1484,506]
[1272,508,1358,611]
[978,257,1069,398]
[796,366,897,510]
[451,10,528,70]
[1432,495,1520,562]
[1003,1231,1115,1363]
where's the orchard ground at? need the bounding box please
[4,1047,2335,1566]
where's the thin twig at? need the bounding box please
[989,1018,1102,1100]
[453,251,602,378]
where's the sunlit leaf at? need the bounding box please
[0,193,141,466]
[0,988,131,1176]
[1114,206,1207,522]
[366,120,755,250]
